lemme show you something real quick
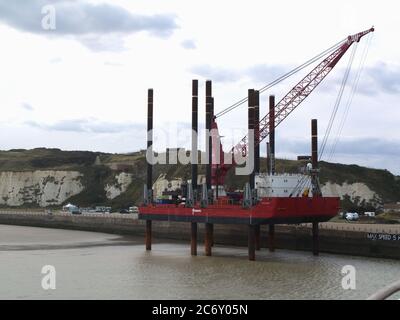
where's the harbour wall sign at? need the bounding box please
[367,233,400,241]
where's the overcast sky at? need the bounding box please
[0,0,399,174]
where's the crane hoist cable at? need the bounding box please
[289,175,306,197]
[319,43,358,161]
[327,33,373,162]
[296,176,311,197]
[289,174,310,197]
[327,34,372,161]
[214,38,347,118]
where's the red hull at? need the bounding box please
[139,196,340,224]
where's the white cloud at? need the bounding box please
[190,64,242,83]
[181,39,196,50]
[190,63,291,84]
[21,102,34,111]
[0,0,179,51]
[25,118,145,134]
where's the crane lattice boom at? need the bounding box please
[213,27,374,184]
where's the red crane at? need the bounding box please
[211,27,374,186]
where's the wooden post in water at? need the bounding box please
[248,225,256,261]
[312,221,319,256]
[205,223,213,256]
[210,223,214,247]
[255,225,261,251]
[145,220,152,251]
[191,222,197,256]
[268,224,275,252]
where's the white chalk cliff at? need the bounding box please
[0,171,84,207]
[321,182,380,204]
[0,170,382,208]
[105,172,133,199]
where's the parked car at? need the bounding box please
[95,206,111,213]
[70,208,81,215]
[119,209,130,214]
[345,212,359,221]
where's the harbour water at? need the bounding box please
[1,224,399,300]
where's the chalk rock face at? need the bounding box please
[321,182,381,204]
[0,171,84,207]
[105,172,133,199]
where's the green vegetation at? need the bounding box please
[66,165,112,206]
[0,148,104,171]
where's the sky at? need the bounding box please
[0,0,399,174]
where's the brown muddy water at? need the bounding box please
[1,224,399,300]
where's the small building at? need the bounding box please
[297,155,312,161]
[383,203,400,213]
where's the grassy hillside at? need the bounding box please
[0,148,102,171]
[0,148,399,211]
[319,162,400,204]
